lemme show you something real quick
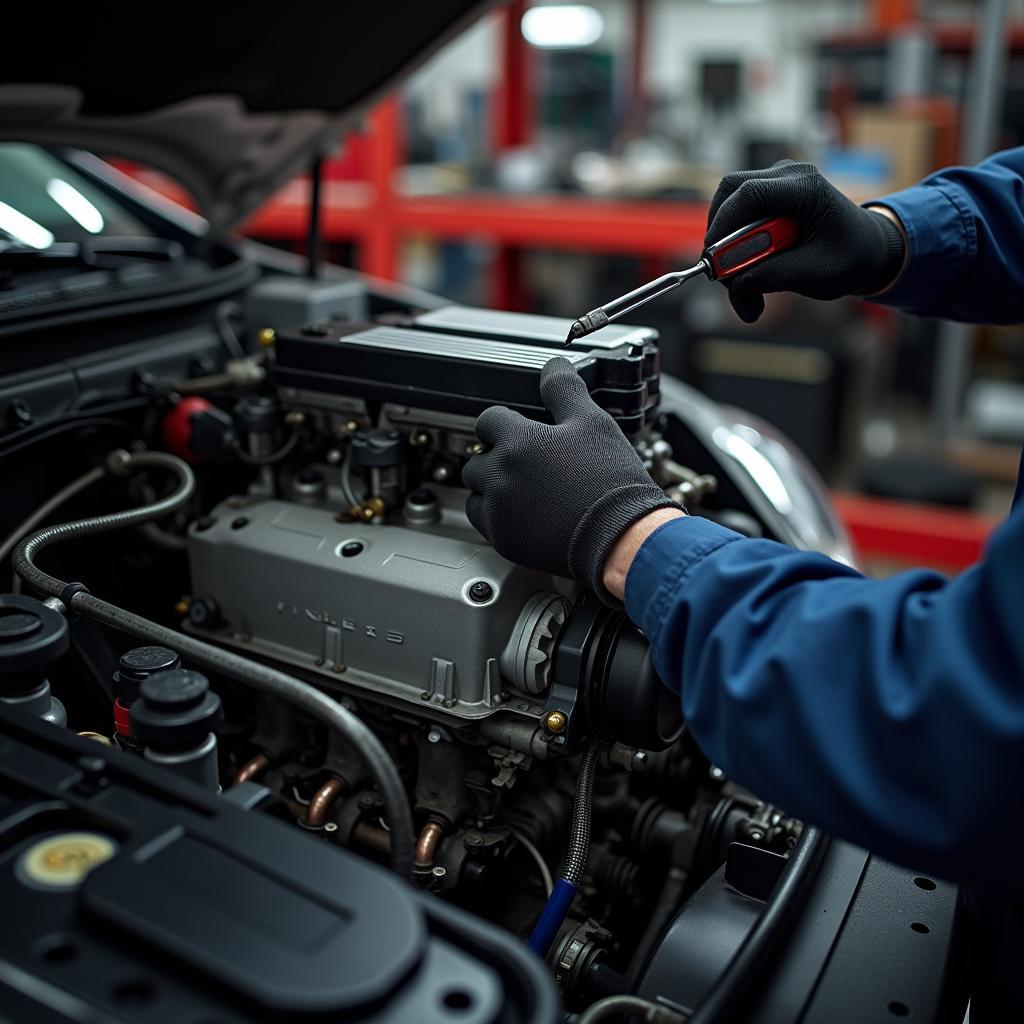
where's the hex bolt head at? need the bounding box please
[469,581,493,603]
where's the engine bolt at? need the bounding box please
[174,597,191,616]
[427,729,442,743]
[257,327,276,348]
[314,657,325,667]
[419,691,431,701]
[326,448,343,465]
[344,419,361,434]
[323,822,338,834]
[467,835,482,846]
[432,464,453,483]
[465,441,485,456]
[331,663,345,673]
[469,581,493,603]
[544,710,568,735]
[284,410,305,428]
[410,430,431,448]
[443,698,457,708]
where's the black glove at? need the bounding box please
[706,160,906,323]
[463,357,681,602]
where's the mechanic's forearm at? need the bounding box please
[601,507,687,600]
[867,146,1024,323]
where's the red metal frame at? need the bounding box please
[832,494,997,571]
[241,191,709,259]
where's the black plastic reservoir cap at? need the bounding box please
[141,670,208,711]
[0,594,69,694]
[114,646,180,704]
[131,669,223,747]
[0,608,41,641]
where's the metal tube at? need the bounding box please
[305,776,347,827]
[413,820,445,869]
[233,751,271,786]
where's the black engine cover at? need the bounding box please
[0,705,557,1023]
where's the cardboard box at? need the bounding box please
[848,106,937,191]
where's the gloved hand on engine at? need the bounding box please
[463,357,683,604]
[707,160,907,323]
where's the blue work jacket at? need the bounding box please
[625,147,1024,1018]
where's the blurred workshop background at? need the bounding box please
[125,0,1024,574]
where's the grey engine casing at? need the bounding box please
[186,499,570,719]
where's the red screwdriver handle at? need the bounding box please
[704,216,799,281]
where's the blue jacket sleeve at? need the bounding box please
[625,509,1024,891]
[870,146,1024,323]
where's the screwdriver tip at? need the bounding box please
[564,320,586,347]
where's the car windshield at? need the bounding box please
[0,143,153,247]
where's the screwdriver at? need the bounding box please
[564,216,799,345]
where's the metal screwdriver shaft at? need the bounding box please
[564,264,709,345]
[564,215,799,345]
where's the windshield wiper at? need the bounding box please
[0,237,185,275]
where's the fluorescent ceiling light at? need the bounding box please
[521,5,604,48]
[0,202,54,249]
[46,178,104,234]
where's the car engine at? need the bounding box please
[0,290,964,1023]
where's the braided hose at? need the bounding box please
[14,450,193,599]
[528,739,604,956]
[562,739,602,885]
[12,449,416,878]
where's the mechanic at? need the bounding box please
[463,152,1024,1019]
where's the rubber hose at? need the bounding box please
[686,826,830,1023]
[12,449,416,879]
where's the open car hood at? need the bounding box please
[0,1,490,235]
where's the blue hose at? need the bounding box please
[528,878,578,954]
[527,740,603,958]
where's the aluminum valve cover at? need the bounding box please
[186,499,568,719]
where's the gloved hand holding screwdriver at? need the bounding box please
[463,159,909,597]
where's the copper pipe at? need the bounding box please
[305,776,347,827]
[352,822,392,858]
[413,820,445,869]
[233,752,270,786]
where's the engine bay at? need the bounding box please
[0,266,965,1022]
